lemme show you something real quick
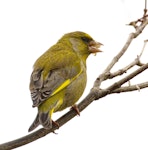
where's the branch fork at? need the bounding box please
[0,3,148,150]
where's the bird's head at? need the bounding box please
[58,31,103,61]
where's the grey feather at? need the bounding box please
[30,66,80,107]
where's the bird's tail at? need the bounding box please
[28,113,40,132]
[28,111,52,132]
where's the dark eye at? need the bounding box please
[81,37,91,43]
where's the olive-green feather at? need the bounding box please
[30,47,82,107]
[28,31,101,132]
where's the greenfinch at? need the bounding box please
[28,31,102,132]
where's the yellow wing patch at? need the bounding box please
[51,79,71,96]
[51,69,83,96]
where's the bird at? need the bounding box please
[28,31,102,132]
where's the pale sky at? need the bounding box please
[0,0,148,150]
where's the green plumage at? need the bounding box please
[28,31,102,132]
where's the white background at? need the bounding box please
[0,0,148,149]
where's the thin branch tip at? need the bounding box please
[0,4,148,150]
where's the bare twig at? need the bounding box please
[105,63,148,94]
[128,2,148,29]
[93,33,135,88]
[107,39,147,79]
[93,18,148,88]
[94,39,147,81]
[139,39,148,57]
[0,5,148,150]
[107,57,140,79]
[111,81,148,93]
[144,0,147,16]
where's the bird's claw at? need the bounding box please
[71,105,80,116]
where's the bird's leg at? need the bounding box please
[51,120,60,134]
[71,104,80,116]
[52,120,60,128]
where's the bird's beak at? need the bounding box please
[88,40,103,53]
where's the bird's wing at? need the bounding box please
[30,50,83,107]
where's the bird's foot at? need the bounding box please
[52,120,60,129]
[71,104,80,116]
[51,120,60,134]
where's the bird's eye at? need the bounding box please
[81,37,91,43]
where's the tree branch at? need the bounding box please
[0,91,102,150]
[105,63,148,94]
[0,4,148,150]
[93,17,148,88]
[105,39,148,79]
[111,81,148,93]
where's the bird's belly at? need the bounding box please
[57,72,87,111]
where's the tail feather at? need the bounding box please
[39,112,52,129]
[28,113,40,132]
[28,112,52,132]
